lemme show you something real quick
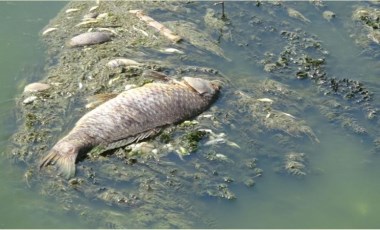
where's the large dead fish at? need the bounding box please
[39,77,220,178]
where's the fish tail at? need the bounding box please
[39,149,76,179]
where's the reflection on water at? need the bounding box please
[208,119,380,228]
[1,1,380,228]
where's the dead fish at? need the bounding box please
[160,48,184,54]
[75,19,98,27]
[23,96,37,104]
[24,82,50,93]
[42,27,57,36]
[287,7,311,23]
[83,12,99,21]
[106,58,141,68]
[68,32,111,47]
[65,8,80,14]
[39,77,220,178]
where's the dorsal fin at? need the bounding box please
[85,93,119,109]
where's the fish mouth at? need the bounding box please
[210,80,223,90]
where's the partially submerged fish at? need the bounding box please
[40,77,220,178]
[68,32,112,47]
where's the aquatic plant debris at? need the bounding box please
[9,1,380,228]
[129,9,182,43]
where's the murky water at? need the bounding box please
[1,1,380,228]
[0,2,87,228]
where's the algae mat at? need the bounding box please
[2,1,380,228]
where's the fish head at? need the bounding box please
[183,77,220,97]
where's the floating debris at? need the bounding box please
[322,10,336,21]
[133,25,149,37]
[284,152,307,176]
[129,9,182,43]
[68,31,112,47]
[264,110,320,143]
[165,20,228,59]
[200,129,240,149]
[287,7,311,23]
[368,30,380,44]
[126,142,156,156]
[42,27,57,36]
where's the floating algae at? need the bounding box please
[8,1,380,228]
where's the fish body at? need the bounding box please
[68,32,111,47]
[40,77,220,178]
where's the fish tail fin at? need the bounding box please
[39,149,76,179]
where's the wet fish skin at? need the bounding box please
[39,77,220,178]
[68,32,111,47]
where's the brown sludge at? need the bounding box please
[39,77,220,178]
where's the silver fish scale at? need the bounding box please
[67,82,213,146]
[39,78,218,178]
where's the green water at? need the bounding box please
[0,2,87,228]
[1,1,380,228]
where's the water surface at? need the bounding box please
[1,1,380,228]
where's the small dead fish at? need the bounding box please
[40,77,220,178]
[75,19,98,27]
[287,7,311,23]
[23,96,37,104]
[68,32,111,47]
[65,8,80,13]
[24,82,50,93]
[89,5,99,12]
[106,58,141,68]
[322,10,336,22]
[200,129,240,148]
[160,48,184,54]
[42,27,57,36]
[257,98,273,103]
[97,28,117,35]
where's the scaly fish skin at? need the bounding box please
[40,77,220,178]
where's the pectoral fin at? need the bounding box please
[93,128,161,155]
